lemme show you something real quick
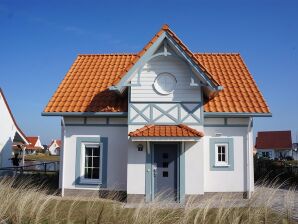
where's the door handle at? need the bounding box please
[153,168,157,177]
[153,163,157,177]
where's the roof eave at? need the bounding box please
[41,112,128,117]
[204,112,272,117]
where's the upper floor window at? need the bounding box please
[215,143,229,166]
[153,73,177,95]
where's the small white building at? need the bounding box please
[255,131,292,160]
[48,140,61,155]
[43,25,271,203]
[0,88,28,168]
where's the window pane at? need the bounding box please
[93,157,100,168]
[93,147,100,157]
[92,168,99,179]
[85,156,92,168]
[86,148,92,156]
[218,147,221,154]
[163,162,168,168]
[221,146,225,154]
[84,168,92,179]
[222,154,226,162]
[218,154,221,162]
[163,153,168,159]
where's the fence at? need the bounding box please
[0,161,59,175]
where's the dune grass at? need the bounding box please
[0,176,296,223]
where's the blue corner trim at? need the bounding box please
[75,137,108,187]
[209,138,234,171]
[145,144,152,202]
[179,143,185,203]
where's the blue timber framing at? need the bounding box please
[128,102,202,125]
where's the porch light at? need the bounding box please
[137,144,143,151]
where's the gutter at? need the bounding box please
[41,112,128,117]
[204,112,272,118]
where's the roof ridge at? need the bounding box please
[194,53,240,55]
[78,53,137,56]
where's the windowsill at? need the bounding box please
[79,179,102,186]
[214,164,230,167]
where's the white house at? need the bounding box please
[255,131,292,160]
[21,136,44,155]
[48,139,61,155]
[0,88,28,168]
[43,25,271,203]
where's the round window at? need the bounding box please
[153,73,177,95]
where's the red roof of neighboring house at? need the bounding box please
[129,125,204,137]
[0,88,28,144]
[255,131,292,150]
[26,136,43,150]
[27,137,38,146]
[44,25,270,114]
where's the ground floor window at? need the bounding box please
[261,151,271,158]
[209,138,234,171]
[215,143,229,166]
[80,142,102,184]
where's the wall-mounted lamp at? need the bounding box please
[137,144,143,151]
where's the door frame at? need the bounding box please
[145,142,185,203]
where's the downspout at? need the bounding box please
[246,117,253,198]
[60,117,66,197]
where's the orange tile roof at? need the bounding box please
[129,125,204,137]
[44,53,269,114]
[196,53,270,113]
[44,25,270,114]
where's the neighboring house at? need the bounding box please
[0,88,28,167]
[21,136,44,155]
[255,131,292,159]
[48,140,61,155]
[43,25,271,203]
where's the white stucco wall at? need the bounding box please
[0,93,18,167]
[203,125,252,192]
[62,121,128,191]
[184,140,204,195]
[127,140,146,195]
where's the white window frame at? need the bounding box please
[214,143,229,167]
[80,142,102,184]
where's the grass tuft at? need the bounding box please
[0,176,296,223]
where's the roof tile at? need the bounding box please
[129,125,204,137]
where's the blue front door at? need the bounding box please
[153,143,178,201]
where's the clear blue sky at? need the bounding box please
[0,0,297,144]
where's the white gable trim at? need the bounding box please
[110,32,167,93]
[110,31,220,93]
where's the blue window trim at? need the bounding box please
[75,137,108,187]
[209,138,234,171]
